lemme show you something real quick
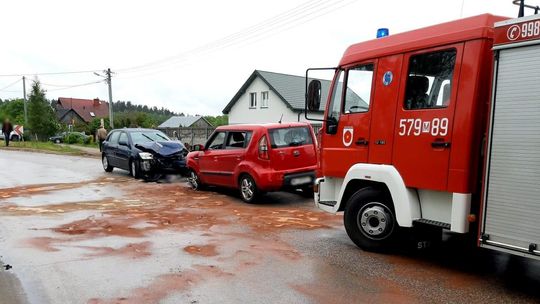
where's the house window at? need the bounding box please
[249,92,257,108]
[261,91,269,108]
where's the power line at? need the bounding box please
[116,0,354,77]
[41,80,105,87]
[44,80,103,92]
[0,69,101,78]
[0,78,22,92]
[116,0,328,73]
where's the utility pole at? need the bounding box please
[105,68,114,129]
[22,76,28,125]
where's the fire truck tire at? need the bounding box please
[344,187,399,252]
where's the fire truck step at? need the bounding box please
[413,219,451,230]
[318,201,337,207]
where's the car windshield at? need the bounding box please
[268,126,313,148]
[130,131,170,144]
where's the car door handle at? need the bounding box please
[355,138,369,146]
[431,141,451,148]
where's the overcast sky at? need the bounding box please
[0,0,519,115]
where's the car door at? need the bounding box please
[321,62,376,177]
[198,131,227,185]
[217,131,251,186]
[116,132,131,170]
[392,45,463,191]
[105,131,120,166]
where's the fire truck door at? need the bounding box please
[321,62,376,177]
[392,45,463,191]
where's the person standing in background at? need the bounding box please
[2,118,13,147]
[96,123,108,152]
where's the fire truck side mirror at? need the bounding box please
[307,80,322,111]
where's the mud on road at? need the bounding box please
[0,152,539,303]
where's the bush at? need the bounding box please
[65,133,85,144]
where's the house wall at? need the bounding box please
[228,77,324,125]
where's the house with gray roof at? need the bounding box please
[222,70,332,125]
[157,115,214,146]
[158,115,211,129]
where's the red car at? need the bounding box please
[186,123,317,203]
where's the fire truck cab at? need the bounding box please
[306,12,540,258]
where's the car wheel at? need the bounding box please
[55,139,61,144]
[130,160,140,179]
[187,169,204,190]
[239,174,259,203]
[343,187,400,253]
[102,155,113,172]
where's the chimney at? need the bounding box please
[93,98,101,107]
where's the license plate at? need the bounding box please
[290,176,312,186]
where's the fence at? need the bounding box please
[159,127,215,147]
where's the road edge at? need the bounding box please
[0,261,29,304]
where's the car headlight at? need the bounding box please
[139,152,154,160]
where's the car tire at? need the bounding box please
[239,174,259,204]
[102,154,113,172]
[187,169,204,190]
[130,159,140,179]
[55,139,61,144]
[343,187,400,253]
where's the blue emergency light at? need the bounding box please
[377,28,389,38]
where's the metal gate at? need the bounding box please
[481,42,540,259]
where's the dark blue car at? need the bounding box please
[101,128,188,181]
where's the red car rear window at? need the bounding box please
[268,127,313,148]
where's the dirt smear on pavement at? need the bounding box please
[78,241,152,259]
[87,265,233,304]
[183,244,218,257]
[0,176,130,200]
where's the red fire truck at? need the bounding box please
[305,8,540,259]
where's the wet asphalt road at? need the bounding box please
[0,150,539,304]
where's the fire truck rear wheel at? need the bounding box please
[344,187,399,252]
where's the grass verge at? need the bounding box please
[0,141,89,156]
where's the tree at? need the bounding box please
[205,115,228,127]
[0,99,25,125]
[27,80,58,140]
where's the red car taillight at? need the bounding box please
[258,135,269,160]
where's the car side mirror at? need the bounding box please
[192,144,204,151]
[119,140,128,147]
[307,80,322,111]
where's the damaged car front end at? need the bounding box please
[135,141,189,182]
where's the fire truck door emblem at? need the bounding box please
[383,71,393,86]
[343,127,354,147]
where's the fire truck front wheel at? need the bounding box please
[344,187,400,252]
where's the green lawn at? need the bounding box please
[0,141,86,155]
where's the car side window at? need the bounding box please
[225,131,248,149]
[108,132,120,144]
[118,132,128,145]
[206,132,226,150]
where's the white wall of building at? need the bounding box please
[227,77,324,125]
